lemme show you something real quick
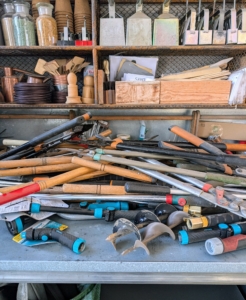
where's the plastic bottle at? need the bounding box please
[36,2,57,46]
[1,2,15,46]
[13,2,36,46]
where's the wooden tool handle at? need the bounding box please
[226,144,246,152]
[0,166,98,205]
[69,171,107,182]
[37,167,97,190]
[63,184,126,195]
[161,141,185,151]
[0,156,72,169]
[88,129,112,141]
[0,163,79,177]
[71,157,154,183]
[169,125,206,148]
[169,125,228,157]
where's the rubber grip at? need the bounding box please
[114,210,139,220]
[201,207,228,215]
[124,182,170,195]
[25,228,84,252]
[207,213,242,227]
[238,222,246,234]
[222,234,246,253]
[184,196,216,208]
[181,229,222,244]
[169,125,223,155]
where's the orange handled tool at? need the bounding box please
[71,157,154,183]
[169,125,233,175]
[0,166,98,205]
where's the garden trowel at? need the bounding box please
[153,0,179,46]
[126,0,152,46]
[196,0,212,44]
[224,0,238,44]
[237,8,246,44]
[100,0,125,46]
[180,1,198,45]
[211,0,226,44]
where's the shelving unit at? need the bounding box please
[1,0,246,285]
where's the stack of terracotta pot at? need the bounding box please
[55,0,74,34]
[74,0,91,35]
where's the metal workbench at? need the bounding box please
[1,216,246,284]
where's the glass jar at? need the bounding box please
[12,2,36,46]
[1,2,15,46]
[36,2,57,46]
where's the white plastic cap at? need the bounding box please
[205,238,224,255]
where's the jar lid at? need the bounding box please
[36,2,53,15]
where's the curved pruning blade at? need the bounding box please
[122,222,175,256]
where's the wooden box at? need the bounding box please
[115,81,160,105]
[160,80,232,104]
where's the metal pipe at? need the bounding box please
[95,149,184,160]
[35,194,170,202]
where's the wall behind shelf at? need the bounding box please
[1,108,246,141]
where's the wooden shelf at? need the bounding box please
[0,45,244,57]
[0,103,245,109]
[0,46,93,56]
[96,45,246,56]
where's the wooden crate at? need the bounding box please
[160,80,232,104]
[115,81,160,105]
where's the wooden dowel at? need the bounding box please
[0,156,72,169]
[63,184,127,194]
[71,157,154,183]
[69,171,107,182]
[0,163,79,177]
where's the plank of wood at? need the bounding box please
[160,80,231,104]
[116,81,160,104]
[98,70,105,105]
[160,67,221,81]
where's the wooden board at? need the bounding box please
[115,81,160,104]
[198,122,246,140]
[160,80,232,104]
[98,70,105,105]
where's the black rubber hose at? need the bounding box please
[0,112,92,160]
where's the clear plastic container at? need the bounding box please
[1,2,15,46]
[36,2,57,46]
[12,2,36,46]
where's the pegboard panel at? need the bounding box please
[0,55,92,95]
